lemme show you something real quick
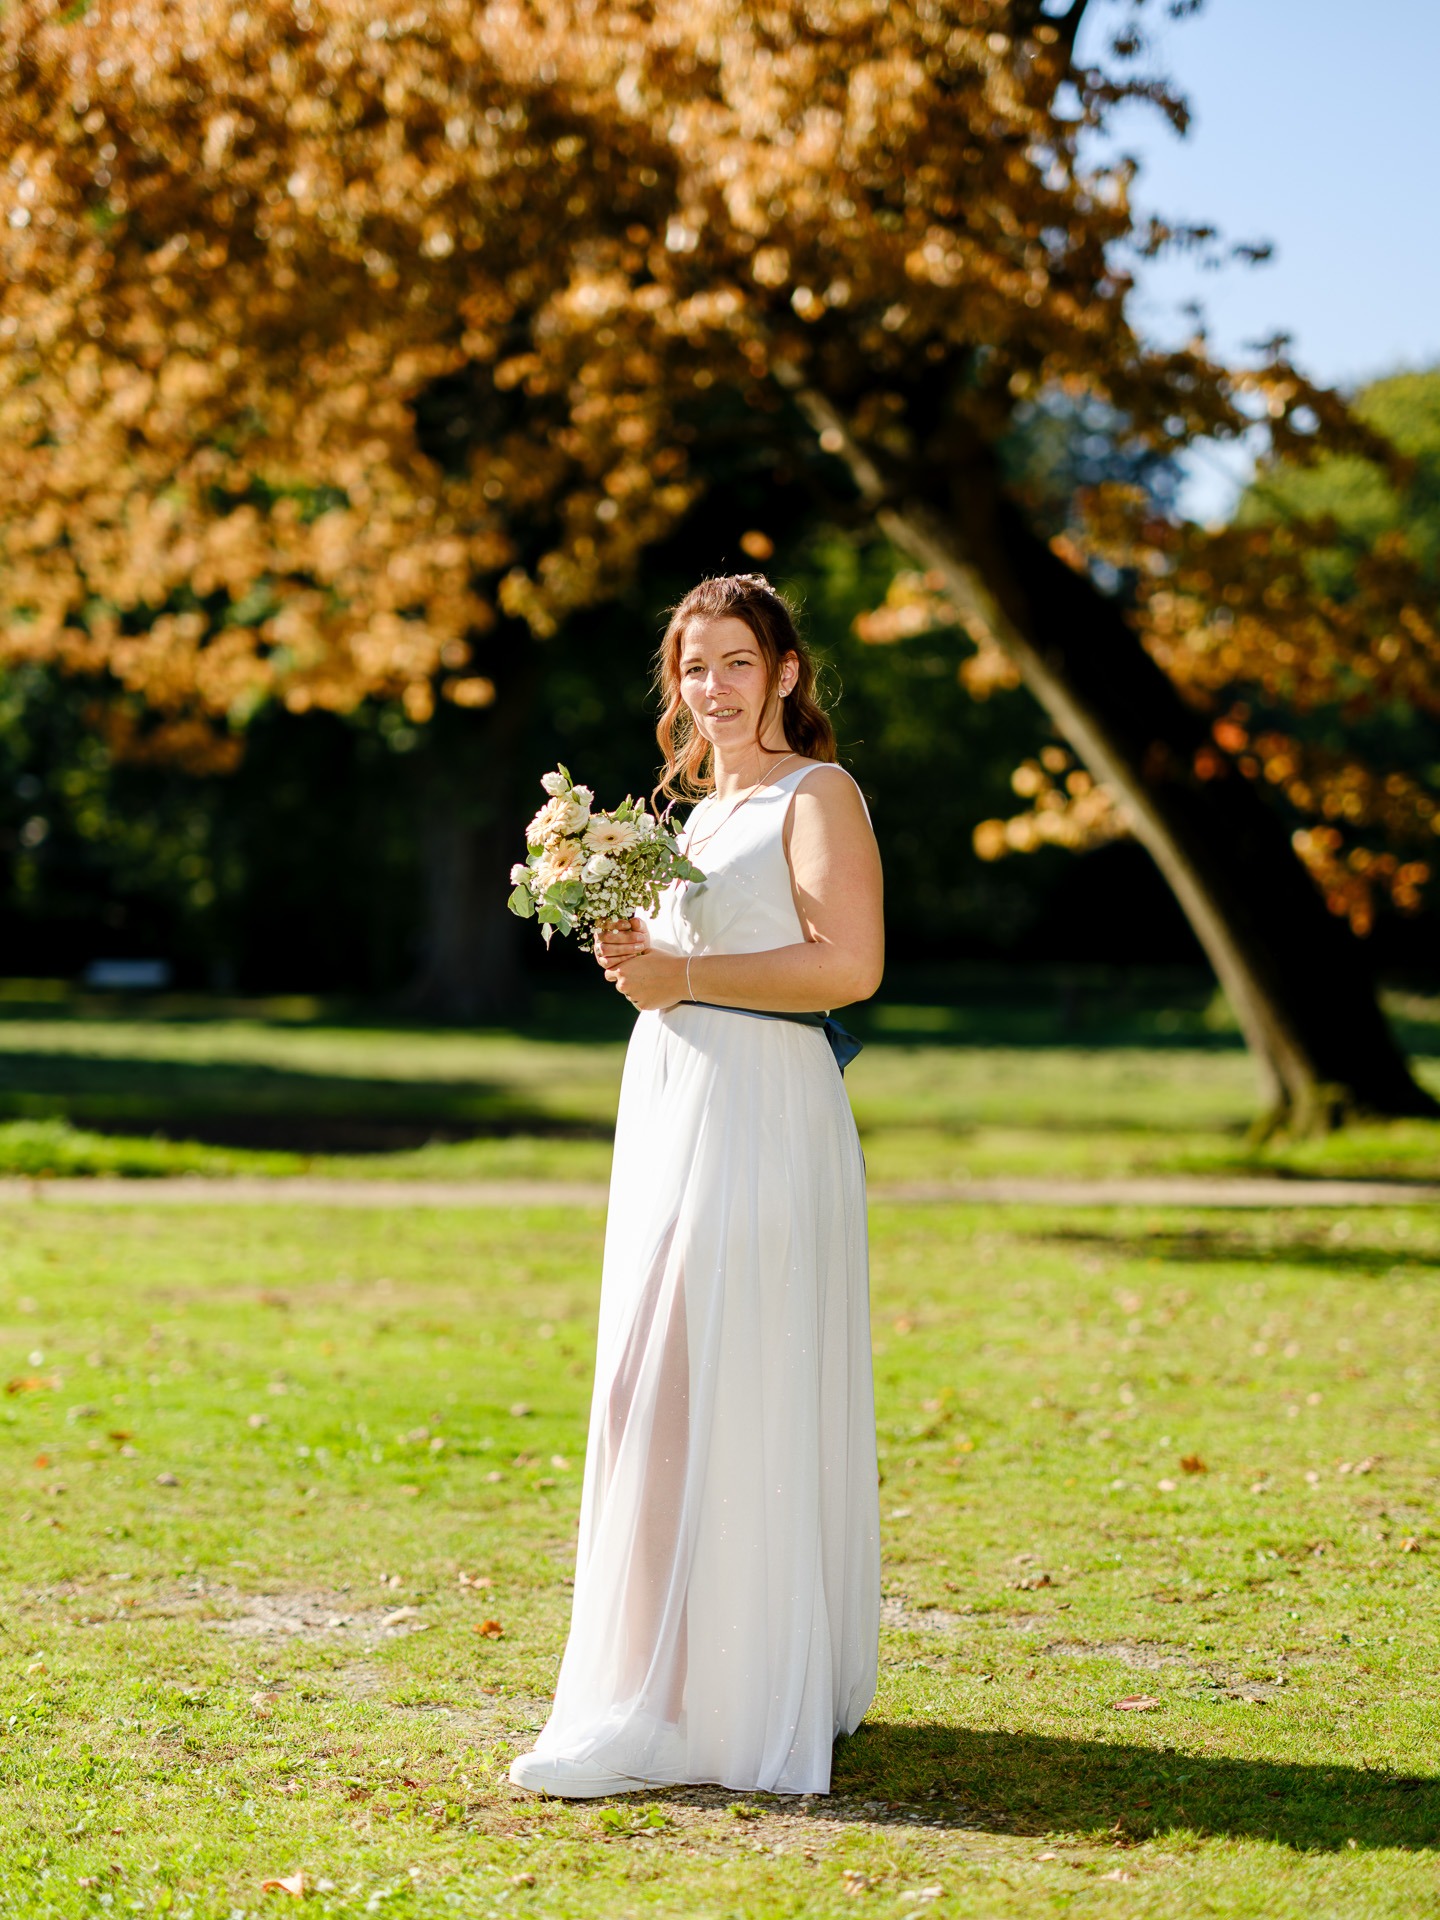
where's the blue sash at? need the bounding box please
[688,1001,863,1075]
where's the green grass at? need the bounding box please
[0,977,1438,1185]
[3,1196,1438,1917]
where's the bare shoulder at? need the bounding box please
[789,762,870,817]
[785,763,875,850]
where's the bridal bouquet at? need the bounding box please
[507,766,704,950]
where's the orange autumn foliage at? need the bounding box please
[3,0,1430,958]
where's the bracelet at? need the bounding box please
[686,954,696,1003]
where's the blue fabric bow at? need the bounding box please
[688,1002,863,1075]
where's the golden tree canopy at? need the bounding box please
[2,0,1425,886]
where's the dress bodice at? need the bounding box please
[646,763,859,960]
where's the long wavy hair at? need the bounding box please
[653,574,838,801]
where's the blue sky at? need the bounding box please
[1074,0,1440,515]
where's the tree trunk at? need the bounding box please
[883,487,1437,1129]
[406,648,537,1025]
[776,371,1435,1126]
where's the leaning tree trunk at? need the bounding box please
[890,490,1436,1129]
[780,375,1436,1128]
[406,642,538,1024]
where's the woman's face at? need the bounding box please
[677,616,797,750]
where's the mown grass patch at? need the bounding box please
[2,1198,1437,1917]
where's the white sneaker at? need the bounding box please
[507,1752,650,1799]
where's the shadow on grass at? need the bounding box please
[1038,1226,1440,1276]
[821,1723,1439,1851]
[0,1050,612,1152]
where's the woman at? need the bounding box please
[509,573,883,1799]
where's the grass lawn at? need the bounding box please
[1,974,1438,1185]
[3,1195,1438,1917]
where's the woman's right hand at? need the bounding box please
[594,916,651,968]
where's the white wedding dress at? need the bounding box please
[522,762,880,1795]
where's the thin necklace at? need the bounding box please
[685,750,799,858]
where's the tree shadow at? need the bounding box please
[811,1722,1439,1851]
[0,1048,611,1152]
[1039,1224,1440,1278]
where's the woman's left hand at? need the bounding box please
[604,948,688,1012]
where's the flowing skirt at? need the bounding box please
[528,1000,880,1794]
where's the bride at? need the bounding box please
[509,572,883,1798]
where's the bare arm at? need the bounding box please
[599,768,884,1013]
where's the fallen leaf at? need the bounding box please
[474,1618,504,1639]
[155,1472,179,1487]
[252,1691,281,1713]
[457,1571,493,1589]
[508,1402,532,1418]
[247,1414,268,1429]
[1180,1454,1207,1475]
[1398,1536,1421,1553]
[108,1429,132,1444]
[6,1375,59,1395]
[511,1873,535,1887]
[398,1484,421,1498]
[1156,1478,1178,1493]
[381,1606,420,1628]
[1113,1695,1160,1712]
[260,1870,305,1898]
[840,1869,871,1894]
[1015,1572,1052,1591]
[32,1453,50,1469]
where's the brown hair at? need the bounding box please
[654,574,838,800]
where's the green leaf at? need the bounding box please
[507,882,536,919]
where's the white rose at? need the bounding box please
[552,796,591,835]
[540,770,570,797]
[583,852,616,881]
[510,862,531,884]
[584,816,640,855]
[571,784,594,808]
